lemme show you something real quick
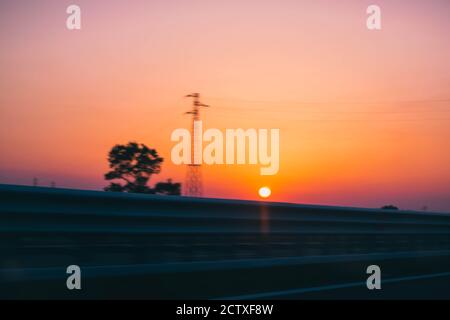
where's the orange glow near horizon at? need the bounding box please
[0,0,449,211]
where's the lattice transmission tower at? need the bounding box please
[184,93,209,197]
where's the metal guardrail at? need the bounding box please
[1,184,450,299]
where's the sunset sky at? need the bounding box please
[0,0,449,211]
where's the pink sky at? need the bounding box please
[0,0,449,211]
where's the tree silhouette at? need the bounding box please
[104,142,166,193]
[104,142,181,195]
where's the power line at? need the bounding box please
[209,110,450,123]
[199,96,450,121]
[204,96,450,106]
[212,105,450,115]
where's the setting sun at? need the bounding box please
[258,187,271,199]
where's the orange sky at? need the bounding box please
[0,0,449,211]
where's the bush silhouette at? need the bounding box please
[381,205,399,210]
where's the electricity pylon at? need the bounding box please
[184,93,209,197]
